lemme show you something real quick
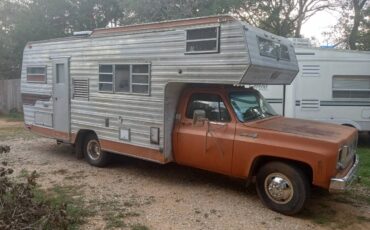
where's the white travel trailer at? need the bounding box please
[259,46,370,132]
[21,15,298,164]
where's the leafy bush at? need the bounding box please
[0,145,88,229]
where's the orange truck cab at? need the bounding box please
[173,85,359,215]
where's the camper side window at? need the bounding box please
[257,37,290,61]
[27,67,47,83]
[99,64,150,95]
[186,27,219,54]
[333,75,370,99]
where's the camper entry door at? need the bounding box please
[52,58,71,139]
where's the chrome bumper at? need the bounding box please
[329,155,359,193]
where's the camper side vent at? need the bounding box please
[302,65,320,77]
[73,79,89,100]
[301,99,320,111]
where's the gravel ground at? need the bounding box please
[1,120,370,230]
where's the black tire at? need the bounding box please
[256,161,310,215]
[83,133,110,167]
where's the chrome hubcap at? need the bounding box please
[87,140,101,161]
[264,173,294,204]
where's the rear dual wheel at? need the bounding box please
[256,162,310,215]
[83,133,110,167]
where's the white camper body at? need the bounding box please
[260,47,370,131]
[21,15,298,163]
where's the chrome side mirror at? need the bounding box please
[193,109,207,125]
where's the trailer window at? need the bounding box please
[99,64,150,95]
[27,67,47,83]
[333,75,370,99]
[186,27,219,54]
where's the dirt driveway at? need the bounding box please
[1,120,370,230]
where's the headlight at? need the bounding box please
[337,145,349,170]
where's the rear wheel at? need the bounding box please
[256,162,310,215]
[83,133,110,167]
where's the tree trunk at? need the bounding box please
[349,0,366,50]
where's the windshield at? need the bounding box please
[229,91,277,122]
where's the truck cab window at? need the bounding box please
[186,93,231,122]
[229,91,276,122]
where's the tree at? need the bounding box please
[235,0,335,37]
[348,0,367,49]
[324,0,369,50]
[124,0,243,24]
[0,0,129,79]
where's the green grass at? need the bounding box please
[357,147,370,188]
[104,212,127,229]
[131,224,149,230]
[32,185,92,230]
[0,126,36,141]
[0,111,24,122]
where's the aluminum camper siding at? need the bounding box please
[21,19,250,161]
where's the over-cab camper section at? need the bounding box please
[21,15,298,163]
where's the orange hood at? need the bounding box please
[248,116,357,144]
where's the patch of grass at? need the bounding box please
[0,126,36,141]
[301,205,337,225]
[357,147,370,188]
[131,224,149,230]
[0,110,24,122]
[104,212,127,229]
[18,168,30,178]
[357,215,370,222]
[32,185,92,230]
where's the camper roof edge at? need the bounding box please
[91,14,235,36]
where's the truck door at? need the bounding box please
[175,93,236,174]
[52,58,70,141]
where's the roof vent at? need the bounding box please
[288,38,312,48]
[73,31,92,36]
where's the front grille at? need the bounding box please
[345,137,357,168]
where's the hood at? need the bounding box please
[248,116,356,143]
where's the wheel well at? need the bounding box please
[74,130,97,158]
[249,156,313,184]
[342,124,355,128]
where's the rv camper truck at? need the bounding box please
[260,41,370,132]
[21,15,359,215]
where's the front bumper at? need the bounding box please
[329,155,359,193]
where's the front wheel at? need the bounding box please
[83,133,110,167]
[256,162,310,215]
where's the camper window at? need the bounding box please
[99,64,150,95]
[185,27,219,54]
[333,75,370,99]
[99,65,114,92]
[257,37,290,61]
[27,66,47,83]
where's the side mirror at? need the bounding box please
[193,109,207,125]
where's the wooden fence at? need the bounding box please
[0,79,22,113]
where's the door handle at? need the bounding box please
[209,121,227,126]
[240,132,258,138]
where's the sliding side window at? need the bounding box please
[186,27,220,54]
[99,64,150,95]
[27,66,47,83]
